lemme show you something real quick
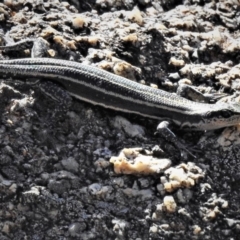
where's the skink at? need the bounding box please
[0,57,240,130]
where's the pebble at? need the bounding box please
[61,157,79,173]
[71,14,85,29]
[122,188,153,200]
[163,196,177,213]
[192,225,202,235]
[68,222,86,236]
[113,116,145,138]
[127,8,143,25]
[110,148,171,175]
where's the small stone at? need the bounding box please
[113,61,137,80]
[192,49,199,59]
[9,183,17,193]
[88,183,110,198]
[164,181,181,192]
[225,218,239,227]
[72,14,85,29]
[156,183,165,195]
[112,177,124,187]
[178,208,191,219]
[61,157,79,173]
[88,183,102,195]
[138,178,150,188]
[150,83,158,89]
[53,35,65,47]
[160,224,170,230]
[94,158,110,172]
[113,116,145,138]
[127,8,143,25]
[177,188,193,203]
[121,33,138,44]
[163,196,177,213]
[66,40,77,50]
[193,225,202,235]
[149,224,158,233]
[69,222,86,236]
[169,72,180,81]
[47,49,56,57]
[40,26,57,38]
[112,219,129,237]
[110,148,171,175]
[178,78,192,85]
[2,222,10,234]
[169,57,185,67]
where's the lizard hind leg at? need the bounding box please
[156,121,196,159]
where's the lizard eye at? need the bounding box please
[220,110,232,118]
[206,110,232,119]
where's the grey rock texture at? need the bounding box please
[0,0,240,239]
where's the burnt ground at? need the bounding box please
[0,0,240,239]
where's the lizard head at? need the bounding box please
[200,102,240,130]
